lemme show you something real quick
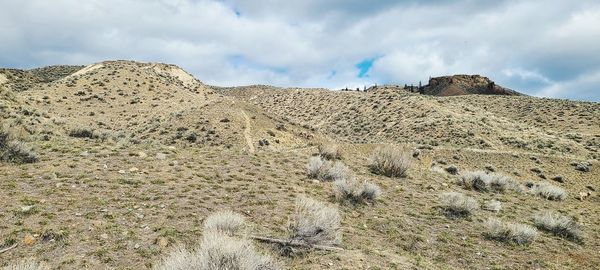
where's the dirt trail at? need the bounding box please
[241,110,255,153]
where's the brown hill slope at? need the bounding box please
[1,61,599,270]
[223,86,599,160]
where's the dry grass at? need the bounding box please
[318,143,342,160]
[461,171,522,193]
[154,231,278,270]
[333,177,382,204]
[531,182,567,201]
[534,211,582,243]
[288,196,342,246]
[203,210,246,236]
[368,147,411,178]
[0,129,38,164]
[306,157,350,181]
[484,218,538,245]
[483,200,502,212]
[441,192,478,217]
[1,259,49,270]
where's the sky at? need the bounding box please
[0,0,599,102]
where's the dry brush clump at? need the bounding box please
[203,210,247,236]
[461,171,522,193]
[441,192,478,217]
[288,196,342,246]
[306,157,350,181]
[318,143,342,160]
[530,182,567,201]
[333,177,382,205]
[484,218,538,245]
[0,128,38,164]
[1,259,49,270]
[368,146,412,178]
[154,212,278,270]
[534,211,582,243]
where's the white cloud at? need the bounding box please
[0,0,598,101]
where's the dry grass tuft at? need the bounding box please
[1,259,49,270]
[441,192,478,217]
[288,196,342,246]
[333,177,382,204]
[461,171,522,193]
[530,182,567,201]
[306,157,350,181]
[534,211,582,242]
[484,218,537,245]
[368,146,411,178]
[203,210,246,236]
[483,200,502,212]
[0,129,38,164]
[318,143,342,160]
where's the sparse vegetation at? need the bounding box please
[530,182,567,201]
[484,218,538,245]
[368,146,411,177]
[461,171,522,193]
[441,192,478,217]
[534,211,582,242]
[288,196,342,246]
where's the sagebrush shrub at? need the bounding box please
[461,171,522,193]
[485,218,537,245]
[306,157,350,181]
[203,210,246,236]
[68,127,95,138]
[483,200,502,212]
[368,147,411,177]
[534,211,582,242]
[154,231,278,270]
[288,196,341,246]
[318,144,341,160]
[306,156,326,179]
[333,177,381,204]
[531,182,566,201]
[441,192,478,217]
[0,129,38,164]
[1,259,49,270]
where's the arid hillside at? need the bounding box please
[1,61,599,270]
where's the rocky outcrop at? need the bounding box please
[422,75,521,96]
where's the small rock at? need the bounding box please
[156,153,167,160]
[80,151,89,157]
[21,205,35,213]
[531,167,543,174]
[129,167,139,173]
[118,170,126,174]
[138,152,148,158]
[445,165,459,175]
[157,237,169,248]
[134,243,141,249]
[23,234,36,246]
[100,233,109,240]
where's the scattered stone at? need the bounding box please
[157,237,169,248]
[100,233,109,240]
[23,234,36,246]
[579,191,592,201]
[412,149,421,158]
[21,205,35,213]
[129,167,139,173]
[118,170,126,174]
[138,152,148,158]
[156,153,167,160]
[575,163,591,172]
[80,151,89,157]
[258,139,270,146]
[531,167,543,174]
